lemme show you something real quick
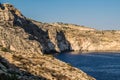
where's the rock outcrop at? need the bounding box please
[0,3,42,54]
[0,3,95,80]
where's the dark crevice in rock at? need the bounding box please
[56,31,72,52]
[0,3,5,10]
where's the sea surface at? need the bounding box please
[54,52,120,80]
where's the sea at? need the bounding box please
[54,52,120,80]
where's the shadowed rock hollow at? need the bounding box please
[0,3,95,80]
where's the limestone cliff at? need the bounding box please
[0,3,95,80]
[1,4,120,54]
[26,20,120,53]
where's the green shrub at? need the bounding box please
[67,63,72,66]
[1,47,10,52]
[0,45,3,47]
[0,73,18,80]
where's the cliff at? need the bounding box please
[1,4,120,54]
[0,3,95,80]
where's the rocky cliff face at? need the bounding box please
[1,4,119,54]
[29,20,120,52]
[0,3,95,80]
[0,3,43,54]
[1,3,120,54]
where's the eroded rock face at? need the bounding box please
[31,20,120,52]
[0,4,42,54]
[0,3,27,26]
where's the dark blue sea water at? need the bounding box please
[54,52,120,80]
